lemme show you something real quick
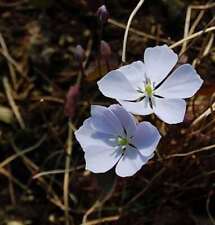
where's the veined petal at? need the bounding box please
[144,45,178,85]
[118,61,146,89]
[75,118,117,151]
[119,97,153,116]
[85,146,122,173]
[109,104,137,137]
[153,98,186,124]
[97,70,142,101]
[131,122,161,157]
[91,105,124,136]
[115,146,151,177]
[155,64,203,98]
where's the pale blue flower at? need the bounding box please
[98,45,203,124]
[75,104,161,177]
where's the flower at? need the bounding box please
[97,45,203,124]
[96,5,109,24]
[100,40,112,60]
[75,104,161,177]
[64,84,80,119]
[73,45,85,63]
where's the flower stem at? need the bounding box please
[122,0,145,63]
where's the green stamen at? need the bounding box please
[145,83,153,97]
[117,137,128,146]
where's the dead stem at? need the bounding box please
[0,34,17,89]
[123,167,166,209]
[191,102,215,126]
[33,165,84,179]
[170,26,215,49]
[0,134,46,170]
[181,2,215,53]
[82,179,116,224]
[165,144,215,159]
[206,192,215,225]
[82,215,120,225]
[108,18,171,43]
[3,76,25,129]
[63,120,74,225]
[12,137,66,212]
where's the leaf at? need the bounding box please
[0,106,14,124]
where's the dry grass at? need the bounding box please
[0,0,214,225]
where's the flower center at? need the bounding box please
[117,137,128,147]
[145,83,154,97]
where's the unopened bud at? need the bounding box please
[74,45,85,63]
[100,40,112,59]
[96,5,109,24]
[64,84,80,119]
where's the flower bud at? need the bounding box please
[73,45,85,63]
[96,5,109,24]
[100,40,112,59]
[64,84,80,119]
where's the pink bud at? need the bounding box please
[96,5,109,24]
[64,84,80,119]
[100,40,112,59]
[74,45,85,63]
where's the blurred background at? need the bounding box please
[0,0,215,224]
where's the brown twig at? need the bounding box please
[63,121,74,225]
[108,18,171,44]
[180,2,215,53]
[0,134,46,170]
[2,76,25,129]
[123,167,166,209]
[206,191,215,225]
[165,144,215,159]
[170,26,215,49]
[0,33,17,88]
[82,215,120,225]
[191,102,215,126]
[82,179,117,224]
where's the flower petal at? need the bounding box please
[91,105,124,136]
[115,146,152,177]
[97,70,142,101]
[84,146,122,173]
[75,118,117,150]
[155,64,203,98]
[109,104,137,137]
[119,97,153,116]
[153,98,186,124]
[144,45,178,85]
[131,122,161,157]
[118,61,146,89]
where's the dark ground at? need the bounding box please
[0,0,215,225]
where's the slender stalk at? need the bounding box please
[3,76,25,129]
[0,134,46,170]
[170,26,215,49]
[165,144,215,159]
[206,192,215,225]
[122,0,145,63]
[63,120,74,225]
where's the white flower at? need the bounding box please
[97,45,203,124]
[75,104,161,177]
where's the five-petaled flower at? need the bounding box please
[98,45,203,124]
[75,105,161,177]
